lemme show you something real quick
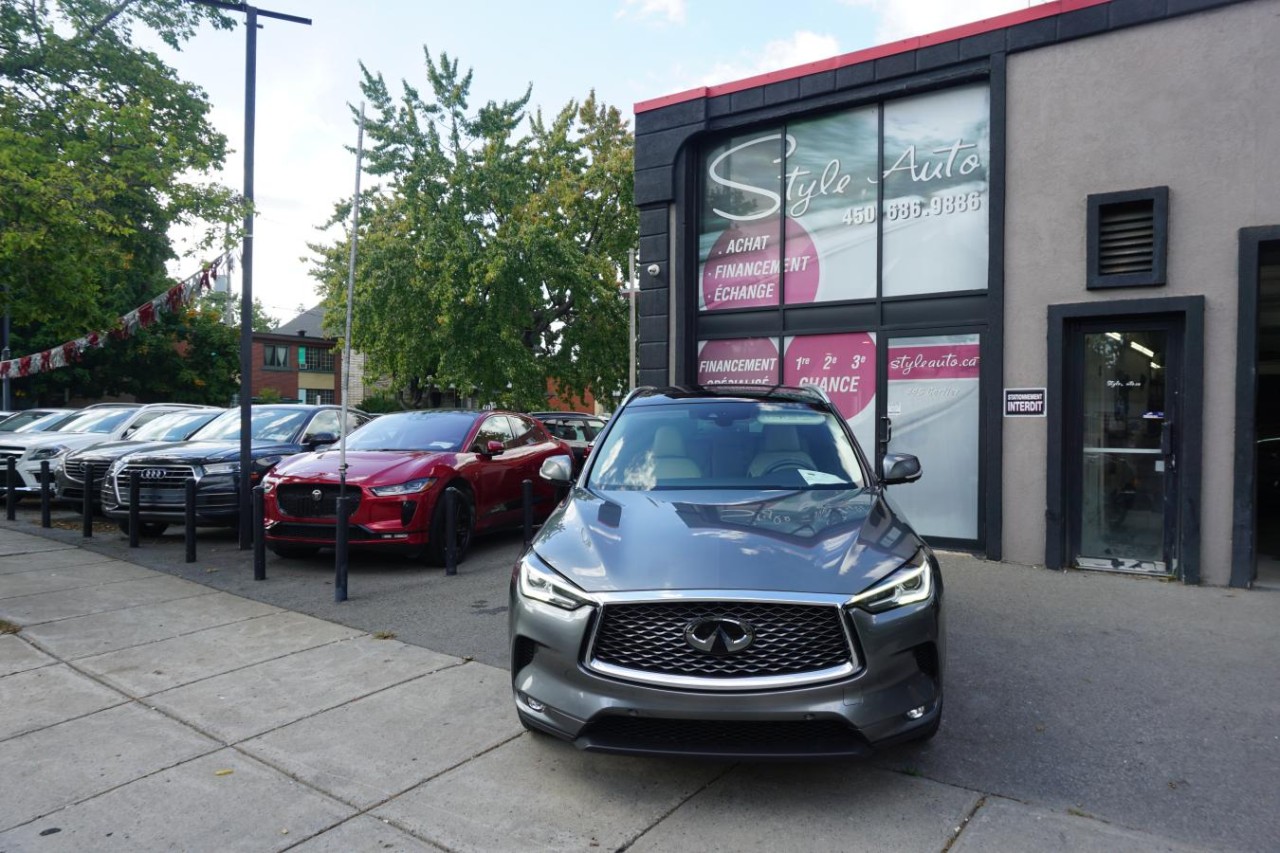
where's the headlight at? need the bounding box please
[203,461,238,475]
[848,550,935,613]
[370,477,435,497]
[30,445,67,461]
[517,553,592,611]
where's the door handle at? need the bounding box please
[1160,421,1173,458]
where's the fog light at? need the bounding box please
[519,692,545,713]
[905,705,926,720]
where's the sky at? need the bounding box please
[155,0,1050,326]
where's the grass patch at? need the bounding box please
[372,630,397,640]
[0,618,21,634]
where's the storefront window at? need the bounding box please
[886,334,981,540]
[698,133,784,311]
[695,338,780,385]
[881,84,990,297]
[782,332,877,452]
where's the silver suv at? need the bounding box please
[509,384,943,758]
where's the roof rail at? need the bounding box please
[798,383,834,407]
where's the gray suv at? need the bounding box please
[509,384,943,758]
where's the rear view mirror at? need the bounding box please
[881,452,922,486]
[306,432,339,449]
[485,440,505,456]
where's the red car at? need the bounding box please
[261,410,570,565]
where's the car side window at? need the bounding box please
[472,415,514,452]
[305,410,341,440]
[506,415,544,448]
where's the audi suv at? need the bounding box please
[509,384,943,758]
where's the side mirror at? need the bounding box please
[539,454,573,486]
[881,451,922,486]
[484,440,505,457]
[305,432,339,450]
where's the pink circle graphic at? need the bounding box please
[783,333,877,419]
[701,218,820,310]
[696,338,780,386]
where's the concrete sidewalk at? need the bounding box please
[0,527,1229,851]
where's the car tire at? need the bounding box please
[116,520,169,537]
[269,543,319,559]
[425,486,474,567]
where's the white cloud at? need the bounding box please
[617,0,687,25]
[700,31,841,87]
[842,0,1051,44]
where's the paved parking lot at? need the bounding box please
[2,502,1277,851]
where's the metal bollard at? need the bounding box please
[5,457,15,521]
[252,485,266,581]
[128,471,141,548]
[82,467,94,538]
[334,494,349,601]
[444,488,457,576]
[522,479,533,549]
[39,461,51,528]
[184,478,197,563]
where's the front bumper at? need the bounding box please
[100,471,242,527]
[263,488,436,549]
[509,581,944,759]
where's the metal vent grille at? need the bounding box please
[590,601,851,680]
[1097,199,1155,276]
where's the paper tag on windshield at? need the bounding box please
[798,469,846,486]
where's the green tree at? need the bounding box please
[309,52,636,411]
[0,0,244,400]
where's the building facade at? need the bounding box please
[631,0,1280,587]
[251,308,343,405]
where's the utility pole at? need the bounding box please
[189,1,311,549]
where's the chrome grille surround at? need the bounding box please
[63,458,110,485]
[584,590,859,691]
[111,462,198,505]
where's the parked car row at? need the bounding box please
[3,403,574,566]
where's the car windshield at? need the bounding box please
[345,411,475,451]
[588,399,866,491]
[129,410,221,442]
[2,411,62,432]
[197,407,313,442]
[61,407,138,434]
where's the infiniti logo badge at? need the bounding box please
[683,617,754,656]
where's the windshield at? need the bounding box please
[2,411,63,433]
[589,400,867,491]
[197,407,313,442]
[345,411,475,451]
[61,407,138,435]
[129,410,222,442]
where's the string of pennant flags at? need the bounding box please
[0,253,231,381]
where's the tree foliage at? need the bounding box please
[310,51,636,411]
[0,0,244,401]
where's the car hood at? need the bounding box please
[123,440,301,465]
[0,432,111,453]
[271,449,452,484]
[534,486,924,597]
[69,438,179,462]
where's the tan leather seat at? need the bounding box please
[748,425,814,477]
[652,425,701,480]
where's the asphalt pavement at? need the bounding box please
[1,502,1276,852]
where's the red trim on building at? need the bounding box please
[634,0,1111,114]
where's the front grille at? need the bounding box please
[64,458,110,485]
[276,484,362,518]
[113,463,197,506]
[0,447,22,461]
[590,601,851,680]
[579,717,870,757]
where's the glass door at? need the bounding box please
[1071,324,1179,574]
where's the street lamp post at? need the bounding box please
[191,1,311,549]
